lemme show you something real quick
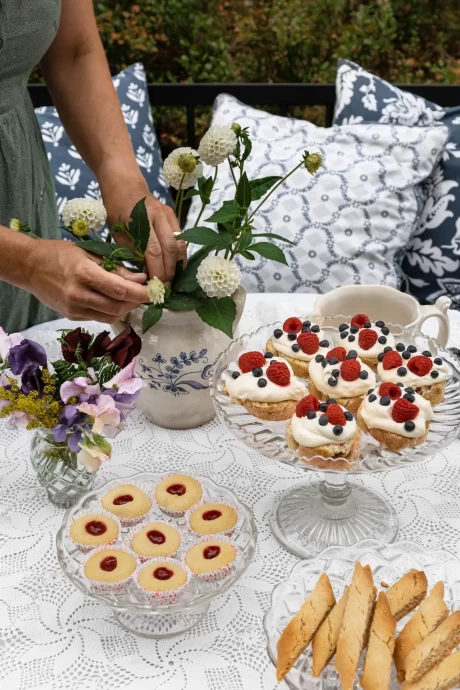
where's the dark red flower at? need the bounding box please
[106,326,142,367]
[61,328,93,364]
[88,331,111,360]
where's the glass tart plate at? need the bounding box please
[210,319,460,558]
[56,472,257,638]
[263,539,460,690]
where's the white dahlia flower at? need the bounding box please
[62,198,107,234]
[198,125,237,166]
[197,256,241,299]
[163,147,203,190]
[147,277,166,305]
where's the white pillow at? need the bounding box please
[187,94,449,294]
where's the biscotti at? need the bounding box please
[386,570,428,621]
[312,587,349,676]
[276,572,335,681]
[361,592,396,690]
[401,649,460,690]
[404,611,460,683]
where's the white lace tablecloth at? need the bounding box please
[1,294,460,690]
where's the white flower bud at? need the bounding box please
[147,277,166,305]
[197,256,241,298]
[198,126,237,166]
[62,198,107,233]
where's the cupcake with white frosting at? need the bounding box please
[225,351,308,421]
[286,394,361,469]
[376,345,448,406]
[357,382,434,450]
[307,346,377,414]
[337,313,396,371]
[265,316,330,377]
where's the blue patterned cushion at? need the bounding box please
[334,59,460,308]
[35,63,172,237]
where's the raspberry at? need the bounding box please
[266,361,291,386]
[378,383,402,400]
[392,397,419,423]
[296,394,320,417]
[238,351,266,374]
[340,359,361,381]
[297,332,320,355]
[326,403,346,426]
[351,313,370,329]
[358,329,378,350]
[326,346,347,362]
[283,317,302,334]
[382,350,403,370]
[407,355,433,377]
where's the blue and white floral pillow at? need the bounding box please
[35,63,172,235]
[334,59,460,309]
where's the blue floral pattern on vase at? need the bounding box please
[139,350,212,396]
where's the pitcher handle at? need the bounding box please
[417,297,451,347]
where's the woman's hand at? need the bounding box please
[25,239,149,324]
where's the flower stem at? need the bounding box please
[174,174,185,215]
[177,189,185,225]
[247,161,303,223]
[228,157,238,188]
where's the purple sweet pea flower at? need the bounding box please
[103,389,140,417]
[60,377,100,404]
[0,327,24,360]
[53,403,92,452]
[21,365,44,395]
[104,361,145,395]
[8,339,47,375]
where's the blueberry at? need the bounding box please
[321,360,328,369]
[340,332,348,339]
[339,323,348,332]
[408,345,417,353]
[378,336,387,345]
[315,354,324,363]
[380,396,391,406]
[330,357,339,365]
[368,394,377,403]
[302,326,311,333]
[257,378,267,388]
[348,335,356,342]
[350,326,359,334]
[397,382,404,387]
[265,352,274,359]
[378,353,385,362]
[367,388,374,395]
[319,415,329,426]
[303,320,311,328]
[434,357,443,366]
[344,411,353,421]
[384,346,392,353]
[396,343,405,352]
[402,352,411,360]
[291,344,300,353]
[274,329,283,339]
[333,425,343,436]
[422,350,432,358]
[347,350,358,359]
[405,387,414,393]
[287,332,297,341]
[376,320,385,328]
[360,371,369,380]
[326,399,337,405]
[397,367,407,376]
[311,325,320,333]
[381,327,390,336]
[252,367,263,377]
[307,411,316,420]
[431,371,439,379]
[404,393,415,402]
[328,377,338,387]
[363,321,372,328]
[319,339,329,348]
[231,371,240,379]
[332,369,340,377]
[404,421,415,432]
[319,403,328,412]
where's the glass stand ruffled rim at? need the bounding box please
[210,319,460,559]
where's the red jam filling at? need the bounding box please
[202,509,222,521]
[113,494,133,505]
[153,567,173,581]
[85,520,107,536]
[147,529,166,545]
[100,556,117,572]
[203,546,221,560]
[166,483,186,496]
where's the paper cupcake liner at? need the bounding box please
[81,544,139,594]
[133,556,192,605]
[68,508,123,554]
[97,479,153,527]
[184,498,242,538]
[183,535,241,583]
[151,471,205,518]
[125,519,186,562]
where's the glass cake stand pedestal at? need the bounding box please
[210,321,460,559]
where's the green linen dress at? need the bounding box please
[0,0,62,332]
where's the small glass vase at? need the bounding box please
[30,429,95,509]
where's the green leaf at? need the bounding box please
[251,232,296,245]
[128,197,150,254]
[75,241,137,261]
[175,227,232,249]
[183,188,200,201]
[163,294,202,311]
[172,246,211,293]
[249,242,288,265]
[241,250,256,260]
[238,230,253,252]
[249,176,282,201]
[198,175,214,204]
[196,297,236,338]
[142,304,163,333]
[240,131,253,162]
[205,202,240,224]
[236,172,252,209]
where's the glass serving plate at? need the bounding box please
[56,472,257,638]
[263,539,460,690]
[210,319,460,558]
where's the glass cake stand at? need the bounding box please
[210,320,460,559]
[263,539,460,690]
[56,472,257,638]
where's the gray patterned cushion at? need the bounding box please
[187,94,448,293]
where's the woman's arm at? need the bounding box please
[40,0,185,282]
